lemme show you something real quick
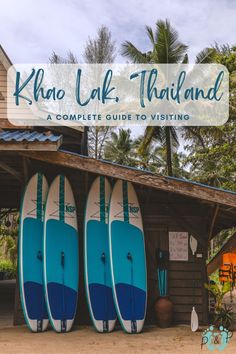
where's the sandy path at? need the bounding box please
[0,325,235,354]
[0,280,15,328]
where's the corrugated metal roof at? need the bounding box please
[0,130,62,142]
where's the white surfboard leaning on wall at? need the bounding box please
[84,176,116,332]
[44,175,79,333]
[109,180,147,333]
[19,173,49,332]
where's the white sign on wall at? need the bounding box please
[169,232,189,261]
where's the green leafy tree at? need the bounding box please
[134,132,189,176]
[104,128,137,166]
[183,45,236,190]
[132,137,165,172]
[138,126,180,176]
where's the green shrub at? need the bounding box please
[214,304,233,329]
[204,281,231,312]
[209,270,221,287]
[0,235,17,265]
[0,259,17,279]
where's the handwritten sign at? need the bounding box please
[169,232,189,261]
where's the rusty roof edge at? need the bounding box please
[59,148,236,198]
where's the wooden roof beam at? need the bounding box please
[20,150,236,209]
[208,204,220,240]
[0,161,22,181]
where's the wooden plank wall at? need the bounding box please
[0,62,28,129]
[144,226,205,324]
[0,52,85,133]
[0,61,40,129]
[0,62,8,127]
[140,189,208,325]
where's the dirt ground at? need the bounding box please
[0,325,235,354]
[0,280,15,327]
[0,281,235,353]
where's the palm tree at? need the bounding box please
[121,19,188,176]
[182,44,236,153]
[132,136,165,172]
[104,128,137,166]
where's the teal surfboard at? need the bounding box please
[19,173,49,332]
[109,180,147,333]
[84,176,116,332]
[44,175,79,332]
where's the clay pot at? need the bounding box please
[154,296,173,328]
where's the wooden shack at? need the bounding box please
[0,45,236,328]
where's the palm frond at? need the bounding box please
[170,126,179,146]
[159,127,179,149]
[145,25,155,46]
[121,41,149,63]
[195,48,217,63]
[138,126,163,155]
[154,19,188,63]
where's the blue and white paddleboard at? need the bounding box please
[109,180,147,333]
[44,175,79,332]
[84,176,116,333]
[19,173,49,332]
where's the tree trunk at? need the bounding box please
[81,126,88,156]
[165,127,173,176]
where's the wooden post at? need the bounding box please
[22,157,29,183]
[13,158,29,325]
[13,255,24,325]
[202,246,210,325]
[208,204,220,240]
[81,126,88,156]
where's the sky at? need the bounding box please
[0,0,234,143]
[1,0,236,64]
